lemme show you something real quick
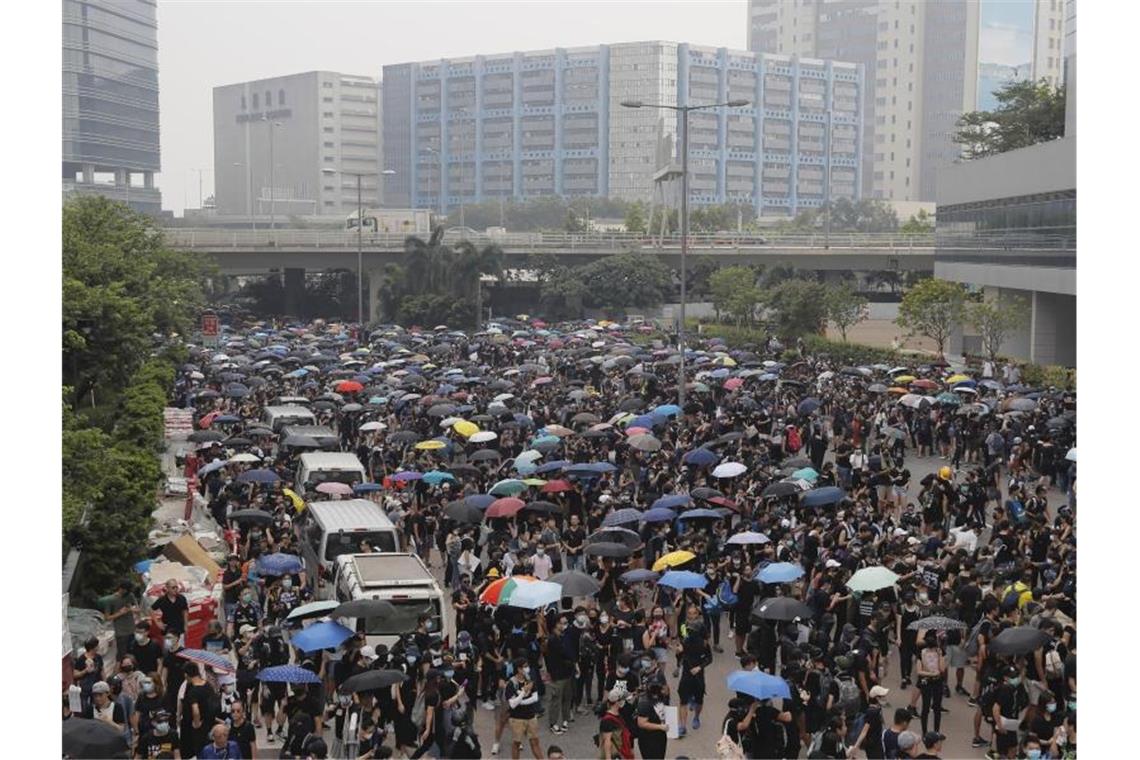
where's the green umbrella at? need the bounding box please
[846,566,900,592]
[490,478,528,496]
[935,392,962,406]
[791,467,819,482]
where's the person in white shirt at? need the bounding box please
[531,548,553,580]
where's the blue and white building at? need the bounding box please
[382,41,863,216]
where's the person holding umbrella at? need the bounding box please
[915,632,947,737]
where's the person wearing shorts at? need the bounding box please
[504,658,543,759]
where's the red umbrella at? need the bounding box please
[909,379,939,391]
[706,496,740,511]
[723,377,744,391]
[335,380,364,393]
[542,479,572,494]
[486,497,525,518]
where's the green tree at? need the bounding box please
[709,266,762,325]
[954,79,1066,159]
[579,253,673,313]
[896,278,968,357]
[968,296,1030,363]
[900,208,934,234]
[537,264,589,320]
[765,279,830,338]
[825,284,870,342]
[63,196,212,408]
[624,201,647,234]
[453,240,505,328]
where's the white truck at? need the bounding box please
[297,499,400,587]
[294,451,367,496]
[331,553,455,648]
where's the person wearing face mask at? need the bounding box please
[505,657,544,760]
[128,622,163,678]
[532,545,553,581]
[232,586,262,636]
[541,615,575,735]
[160,632,186,714]
[135,708,179,759]
[990,666,1027,759]
[133,676,163,742]
[573,610,600,713]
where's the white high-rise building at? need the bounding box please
[213,71,383,219]
[747,0,1066,202]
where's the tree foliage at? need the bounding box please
[900,209,934,234]
[775,198,899,233]
[624,201,647,234]
[537,253,672,317]
[825,284,870,341]
[954,79,1066,159]
[709,266,763,325]
[385,227,504,327]
[896,278,968,356]
[765,279,830,338]
[63,196,213,407]
[968,296,1030,363]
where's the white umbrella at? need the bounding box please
[727,531,771,545]
[494,393,516,402]
[846,566,900,592]
[516,449,543,463]
[228,452,260,464]
[469,431,498,443]
[898,393,929,409]
[1065,447,1077,462]
[360,421,386,432]
[712,461,747,479]
[439,416,464,428]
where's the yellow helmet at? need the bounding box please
[938,466,952,480]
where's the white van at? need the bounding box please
[332,552,454,648]
[294,452,367,496]
[280,425,340,450]
[262,405,317,433]
[299,499,400,587]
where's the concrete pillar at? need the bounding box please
[144,172,155,189]
[283,268,306,318]
[82,165,94,184]
[364,266,384,324]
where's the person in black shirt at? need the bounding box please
[220,555,244,634]
[128,622,163,677]
[635,680,669,759]
[562,516,585,572]
[227,700,257,759]
[179,661,217,758]
[153,580,190,638]
[136,708,179,759]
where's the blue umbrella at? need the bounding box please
[602,508,645,527]
[682,448,719,467]
[653,404,682,417]
[513,413,534,427]
[353,482,383,493]
[236,468,280,484]
[676,508,724,520]
[199,459,227,476]
[422,470,457,486]
[391,470,423,482]
[534,460,570,475]
[801,486,847,508]
[258,664,322,684]
[620,569,661,584]
[213,414,242,424]
[642,507,678,523]
[464,494,496,509]
[628,414,664,430]
[726,670,792,700]
[257,553,304,576]
[291,620,355,653]
[797,398,822,415]
[652,494,692,510]
[566,462,617,474]
[756,562,804,583]
[657,570,709,590]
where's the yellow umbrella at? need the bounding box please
[415,439,447,451]
[453,420,480,438]
[713,356,738,367]
[652,550,696,572]
[946,374,971,384]
[894,375,916,385]
[282,487,305,513]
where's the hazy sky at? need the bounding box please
[156,0,746,213]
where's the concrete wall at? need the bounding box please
[937,135,1075,206]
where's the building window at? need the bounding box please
[252,93,259,109]
[324,127,334,133]
[323,81,334,89]
[279,89,286,105]
[265,91,271,107]
[241,94,246,110]
[323,97,334,103]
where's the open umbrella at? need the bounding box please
[521,500,563,515]
[486,497,525,518]
[727,531,771,545]
[291,620,355,652]
[587,527,642,548]
[584,542,633,559]
[726,670,791,700]
[602,508,644,527]
[258,664,323,684]
[712,461,747,478]
[176,648,235,673]
[339,669,409,693]
[846,566,900,592]
[989,626,1051,656]
[756,562,804,584]
[751,597,814,622]
[257,553,304,576]
[547,570,602,597]
[657,570,709,590]
[619,569,660,584]
[682,448,719,467]
[642,507,677,523]
[490,478,528,496]
[627,433,662,452]
[652,550,696,572]
[333,598,398,620]
[63,718,130,759]
[285,600,340,623]
[907,616,968,631]
[801,486,847,508]
[445,499,484,523]
[227,508,274,524]
[762,481,799,498]
[236,468,280,484]
[316,481,354,496]
[676,508,725,521]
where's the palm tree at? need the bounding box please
[403,226,454,296]
[373,263,405,322]
[453,240,504,329]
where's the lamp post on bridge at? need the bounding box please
[323,167,397,327]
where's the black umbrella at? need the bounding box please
[470,449,502,462]
[762,482,799,498]
[339,669,409,693]
[63,718,130,759]
[617,398,644,412]
[547,570,602,597]
[333,598,398,619]
[784,456,813,469]
[445,500,484,523]
[447,464,481,477]
[587,528,642,549]
[188,430,225,443]
[712,432,744,446]
[584,542,634,558]
[907,615,968,631]
[751,597,815,622]
[522,500,563,515]
[989,626,1051,656]
[228,509,274,524]
[224,437,253,447]
[387,430,421,445]
[691,487,724,500]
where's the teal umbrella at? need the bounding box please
[846,566,900,592]
[422,470,457,486]
[490,478,528,496]
[791,467,819,482]
[935,392,962,406]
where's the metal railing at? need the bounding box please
[163,227,937,251]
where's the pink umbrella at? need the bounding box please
[316,482,354,496]
[724,377,744,391]
[533,376,554,386]
[625,426,651,436]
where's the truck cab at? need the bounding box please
[331,553,454,648]
[297,499,399,590]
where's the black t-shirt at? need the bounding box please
[956,583,982,625]
[138,728,180,759]
[222,568,244,604]
[599,712,626,750]
[859,705,885,754]
[153,594,190,634]
[505,678,539,719]
[754,704,785,757]
[229,719,256,759]
[564,527,585,555]
[181,681,218,729]
[128,638,163,675]
[636,696,666,753]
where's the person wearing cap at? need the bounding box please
[915,730,945,759]
[136,707,179,759]
[850,684,889,759]
[198,723,241,759]
[597,685,633,760]
[895,729,921,758]
[83,681,126,732]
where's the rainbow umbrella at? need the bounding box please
[479,575,538,605]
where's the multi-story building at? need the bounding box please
[381,41,863,217]
[62,0,162,214]
[747,0,1065,202]
[213,72,384,220]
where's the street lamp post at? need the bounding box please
[824,109,832,250]
[233,162,254,231]
[264,117,283,232]
[324,167,397,327]
[424,146,441,221]
[620,98,750,408]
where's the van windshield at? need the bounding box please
[325,532,397,560]
[362,598,442,636]
[309,469,364,487]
